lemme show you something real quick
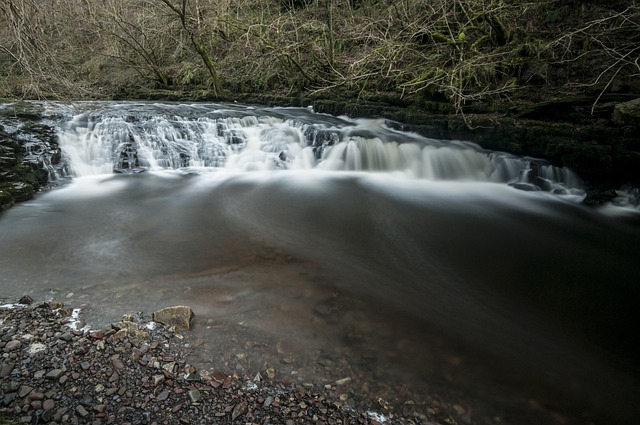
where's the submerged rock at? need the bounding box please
[583,187,619,206]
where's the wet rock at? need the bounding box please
[18,295,33,305]
[152,306,194,329]
[89,330,106,339]
[583,187,618,206]
[509,182,542,192]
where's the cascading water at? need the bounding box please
[53,102,581,195]
[1,101,639,425]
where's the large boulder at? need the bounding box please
[152,306,195,329]
[613,98,640,127]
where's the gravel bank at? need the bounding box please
[0,298,448,425]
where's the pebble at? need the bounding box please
[18,385,32,397]
[46,369,64,379]
[156,390,170,401]
[187,389,201,403]
[3,340,21,352]
[0,299,431,425]
[58,332,73,342]
[28,391,44,401]
[112,357,125,370]
[0,363,14,378]
[43,398,55,410]
[152,374,165,386]
[77,404,89,417]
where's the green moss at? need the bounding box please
[0,189,14,210]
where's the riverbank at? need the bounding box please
[2,298,426,425]
[3,293,634,425]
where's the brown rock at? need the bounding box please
[28,391,45,401]
[3,340,21,352]
[0,362,14,378]
[89,330,106,339]
[18,295,33,305]
[112,357,125,370]
[152,306,194,329]
[43,399,55,410]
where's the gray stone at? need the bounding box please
[3,340,21,352]
[0,363,14,378]
[156,390,170,401]
[77,404,89,417]
[28,391,44,400]
[263,396,273,407]
[58,332,73,342]
[152,306,194,329]
[41,409,54,421]
[46,369,64,379]
[18,385,33,398]
[2,381,19,394]
[187,389,201,403]
[43,398,55,410]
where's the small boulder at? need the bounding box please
[152,306,195,329]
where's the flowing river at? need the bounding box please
[1,101,639,424]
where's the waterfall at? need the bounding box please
[52,102,581,193]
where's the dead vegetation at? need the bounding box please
[1,0,638,112]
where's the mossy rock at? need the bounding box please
[0,189,14,210]
[613,98,640,127]
[0,181,34,203]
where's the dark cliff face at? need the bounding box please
[0,105,62,210]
